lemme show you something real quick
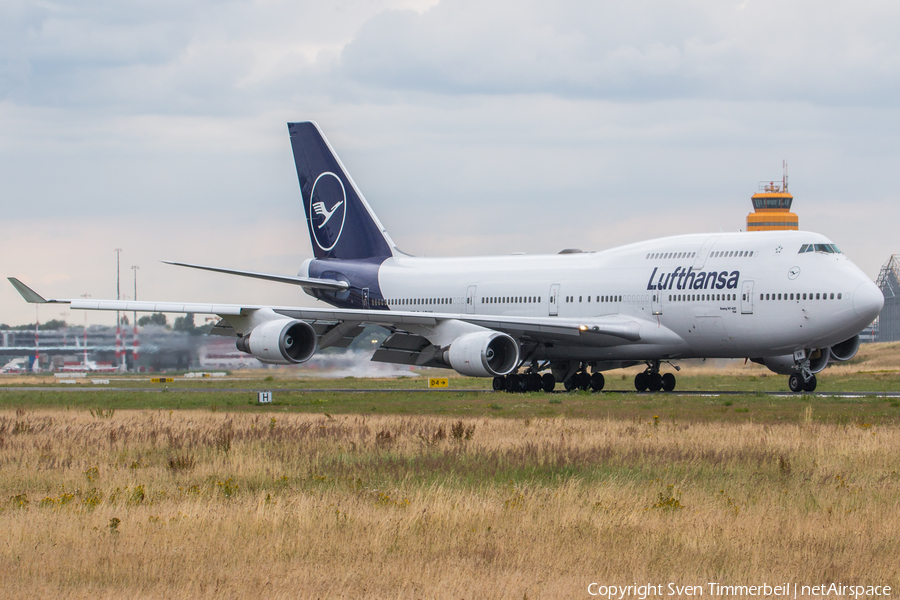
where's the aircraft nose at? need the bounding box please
[852,279,884,323]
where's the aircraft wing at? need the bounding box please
[9,277,677,357]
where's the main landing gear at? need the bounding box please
[633,361,678,392]
[787,351,818,393]
[563,370,605,392]
[494,361,604,393]
[493,371,556,393]
[493,360,678,394]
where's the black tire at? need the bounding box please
[788,373,804,393]
[634,372,648,392]
[590,372,605,392]
[661,372,676,392]
[577,372,591,391]
[804,374,817,392]
[493,376,506,391]
[647,372,663,392]
[564,376,577,392]
[527,373,541,392]
[505,374,519,393]
[541,373,556,393]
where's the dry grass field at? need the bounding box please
[2,407,899,598]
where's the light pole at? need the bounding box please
[114,249,123,371]
[81,294,90,366]
[131,265,140,369]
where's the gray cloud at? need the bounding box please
[2,0,899,326]
[340,0,900,106]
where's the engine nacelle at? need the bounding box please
[236,319,317,365]
[443,331,519,377]
[830,334,860,362]
[752,348,830,375]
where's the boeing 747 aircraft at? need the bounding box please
[9,122,884,392]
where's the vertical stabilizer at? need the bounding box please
[288,122,395,260]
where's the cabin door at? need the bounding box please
[466,285,477,314]
[549,284,560,316]
[651,291,663,315]
[741,281,754,314]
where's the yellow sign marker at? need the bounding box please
[151,377,174,383]
[428,377,449,388]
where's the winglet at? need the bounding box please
[8,278,50,304]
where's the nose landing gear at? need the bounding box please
[787,351,818,393]
[788,372,817,393]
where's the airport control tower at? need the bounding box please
[747,163,798,231]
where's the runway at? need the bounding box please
[2,387,899,398]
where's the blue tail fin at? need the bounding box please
[288,122,395,260]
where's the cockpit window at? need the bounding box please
[799,243,842,254]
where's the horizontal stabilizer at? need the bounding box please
[162,261,349,291]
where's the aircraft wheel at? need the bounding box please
[590,372,605,392]
[788,373,804,393]
[634,372,648,392]
[541,373,556,393]
[527,373,541,392]
[564,376,577,392]
[493,376,506,392]
[661,372,676,392]
[647,372,663,392]
[505,374,519,393]
[803,374,817,392]
[577,371,591,391]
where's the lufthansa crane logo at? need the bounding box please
[788,266,801,280]
[308,172,347,252]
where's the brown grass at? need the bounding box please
[1,409,899,598]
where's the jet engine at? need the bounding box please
[443,331,519,377]
[830,334,860,362]
[235,319,318,365]
[752,348,830,375]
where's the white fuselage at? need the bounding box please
[317,230,881,362]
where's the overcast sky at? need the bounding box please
[2,0,899,326]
